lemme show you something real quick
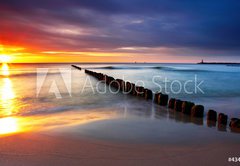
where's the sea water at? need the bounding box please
[0,63,239,142]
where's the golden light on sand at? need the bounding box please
[0,117,19,135]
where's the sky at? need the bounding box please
[0,0,240,63]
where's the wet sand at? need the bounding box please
[0,132,239,166]
[0,102,240,166]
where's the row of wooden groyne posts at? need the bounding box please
[72,65,240,132]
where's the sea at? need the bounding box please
[0,63,240,143]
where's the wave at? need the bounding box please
[0,72,60,78]
[164,68,211,72]
[18,104,109,116]
[89,66,165,70]
[20,106,79,116]
[88,66,211,72]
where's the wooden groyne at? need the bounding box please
[81,67,240,133]
[71,65,82,70]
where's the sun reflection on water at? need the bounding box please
[2,63,9,76]
[0,77,16,116]
[0,64,115,135]
[1,78,15,100]
[0,69,113,135]
[0,64,21,135]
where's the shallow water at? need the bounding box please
[0,63,239,142]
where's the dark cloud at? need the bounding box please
[0,0,240,56]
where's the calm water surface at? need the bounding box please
[0,63,239,143]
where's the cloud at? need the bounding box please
[0,0,240,59]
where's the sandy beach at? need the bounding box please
[0,132,239,166]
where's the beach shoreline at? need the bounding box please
[0,132,239,166]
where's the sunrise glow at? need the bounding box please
[0,0,239,63]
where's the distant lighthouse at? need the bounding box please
[201,59,204,64]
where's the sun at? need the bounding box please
[0,55,11,63]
